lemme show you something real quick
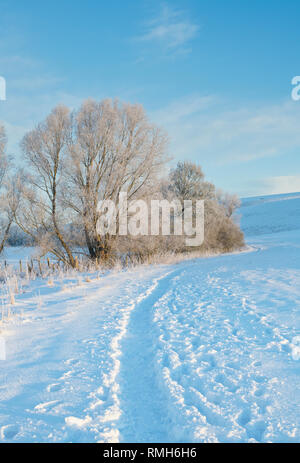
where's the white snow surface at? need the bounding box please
[0,192,300,442]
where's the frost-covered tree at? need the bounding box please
[217,190,241,217]
[16,100,168,264]
[63,99,168,261]
[169,161,216,202]
[16,106,77,266]
[0,125,14,254]
[0,125,8,185]
[16,102,244,266]
[168,161,244,253]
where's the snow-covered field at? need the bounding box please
[0,193,300,443]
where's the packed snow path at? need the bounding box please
[0,193,300,442]
[118,270,182,443]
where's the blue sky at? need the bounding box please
[1,0,300,197]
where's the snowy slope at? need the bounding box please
[241,192,300,237]
[0,193,300,443]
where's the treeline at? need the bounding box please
[0,99,244,267]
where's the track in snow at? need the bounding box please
[117,270,181,443]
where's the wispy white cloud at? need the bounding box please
[136,3,199,53]
[0,90,83,158]
[0,11,87,158]
[245,176,300,196]
[0,55,37,68]
[152,96,300,165]
[0,51,81,158]
[153,95,215,125]
[10,75,64,91]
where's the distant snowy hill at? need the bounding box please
[240,192,300,237]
